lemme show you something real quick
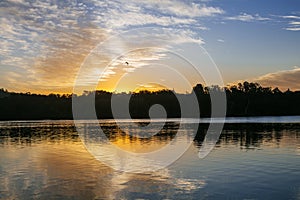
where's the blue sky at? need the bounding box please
[0,0,300,93]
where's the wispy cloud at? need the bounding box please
[92,0,223,29]
[0,0,224,93]
[153,1,224,17]
[282,15,300,20]
[285,27,300,31]
[289,21,300,25]
[92,28,205,84]
[279,15,300,31]
[226,13,270,22]
[32,26,107,87]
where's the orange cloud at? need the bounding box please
[32,26,107,92]
[3,25,108,94]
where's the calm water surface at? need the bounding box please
[0,117,299,199]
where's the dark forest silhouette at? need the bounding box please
[0,81,300,120]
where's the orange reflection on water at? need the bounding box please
[111,133,173,153]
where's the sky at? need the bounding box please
[0,0,300,94]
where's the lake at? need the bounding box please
[0,117,299,199]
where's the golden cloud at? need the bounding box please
[253,67,300,91]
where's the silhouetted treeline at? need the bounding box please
[0,89,73,120]
[224,82,300,116]
[0,81,300,120]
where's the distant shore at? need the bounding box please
[1,82,300,120]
